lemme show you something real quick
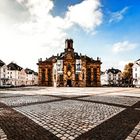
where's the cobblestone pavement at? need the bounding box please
[0,95,61,107]
[0,87,140,140]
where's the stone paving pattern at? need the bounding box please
[15,100,124,140]
[0,95,61,107]
[78,96,140,107]
[0,87,140,140]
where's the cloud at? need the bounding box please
[0,0,103,70]
[65,0,103,31]
[109,7,128,23]
[112,41,137,53]
[16,0,54,19]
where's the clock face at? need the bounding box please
[67,71,71,77]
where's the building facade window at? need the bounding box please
[82,72,84,80]
[57,60,63,72]
[75,74,79,81]
[76,59,81,71]
[59,74,63,81]
[48,69,52,82]
[87,68,91,82]
[93,68,97,81]
[135,73,137,78]
[42,69,45,82]
[67,63,71,71]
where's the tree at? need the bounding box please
[122,63,133,86]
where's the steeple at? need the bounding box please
[65,39,74,52]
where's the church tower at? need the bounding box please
[65,39,74,52]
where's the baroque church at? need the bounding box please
[37,39,102,87]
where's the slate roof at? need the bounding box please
[25,68,33,74]
[0,60,5,67]
[7,62,22,71]
[107,68,121,74]
[25,68,38,75]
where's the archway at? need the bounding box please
[67,80,72,87]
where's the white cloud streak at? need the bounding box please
[112,41,137,53]
[109,7,128,23]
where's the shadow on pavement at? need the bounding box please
[0,102,59,140]
[75,101,140,140]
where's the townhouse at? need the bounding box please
[0,60,38,87]
[101,68,122,86]
[0,60,8,86]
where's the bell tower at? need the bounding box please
[65,39,74,52]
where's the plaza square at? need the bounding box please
[0,87,140,140]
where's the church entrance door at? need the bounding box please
[67,80,72,87]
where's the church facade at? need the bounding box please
[37,39,102,87]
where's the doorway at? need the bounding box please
[67,80,72,87]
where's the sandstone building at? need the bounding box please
[38,39,102,87]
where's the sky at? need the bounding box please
[0,0,140,72]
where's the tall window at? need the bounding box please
[60,74,63,81]
[57,60,63,72]
[42,69,45,82]
[76,59,81,71]
[82,72,84,80]
[75,74,79,81]
[48,69,51,81]
[135,73,137,78]
[87,68,91,81]
[67,63,71,71]
[93,68,97,81]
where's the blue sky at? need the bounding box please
[0,0,140,71]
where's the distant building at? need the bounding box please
[38,39,102,87]
[101,68,122,86]
[25,68,38,85]
[133,59,140,87]
[0,61,38,87]
[0,60,8,86]
[7,62,23,86]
